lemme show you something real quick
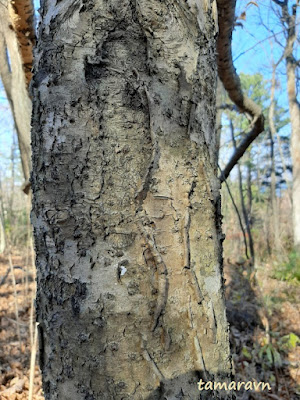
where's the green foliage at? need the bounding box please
[272,250,300,283]
[258,341,282,368]
[279,332,300,350]
[240,73,269,106]
[242,346,252,360]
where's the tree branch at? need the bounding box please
[272,0,287,6]
[218,103,239,112]
[216,0,265,182]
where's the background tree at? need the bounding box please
[1,0,300,399]
[220,72,290,261]
[269,0,300,250]
[0,0,34,188]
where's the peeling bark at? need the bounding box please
[8,0,35,88]
[31,1,232,399]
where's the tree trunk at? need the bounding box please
[286,55,300,250]
[273,0,300,250]
[246,153,252,226]
[0,0,34,183]
[230,119,254,263]
[215,78,225,165]
[31,1,232,399]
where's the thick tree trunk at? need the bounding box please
[31,1,232,399]
[287,57,300,250]
[0,0,34,183]
[273,0,300,250]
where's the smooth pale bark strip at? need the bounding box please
[0,34,13,102]
[216,0,264,182]
[268,66,280,253]
[215,78,226,164]
[0,0,34,183]
[31,0,232,399]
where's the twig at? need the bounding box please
[28,322,38,400]
[0,267,10,286]
[3,317,28,327]
[218,165,249,260]
[266,394,282,400]
[25,194,32,298]
[0,265,24,286]
[8,251,21,346]
[29,293,35,348]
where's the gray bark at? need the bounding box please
[31,1,232,399]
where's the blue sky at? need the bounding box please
[0,0,297,180]
[233,1,299,108]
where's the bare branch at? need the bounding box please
[220,120,263,182]
[216,0,265,182]
[218,164,249,260]
[218,103,239,112]
[272,0,287,7]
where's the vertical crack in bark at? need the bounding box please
[188,297,208,380]
[183,208,191,271]
[138,221,168,332]
[133,77,168,332]
[209,300,218,341]
[190,269,204,305]
[135,87,159,208]
[37,322,45,372]
[184,180,204,305]
[142,343,165,380]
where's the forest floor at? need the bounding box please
[225,260,300,399]
[0,250,299,399]
[0,250,43,400]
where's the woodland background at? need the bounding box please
[0,0,299,399]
